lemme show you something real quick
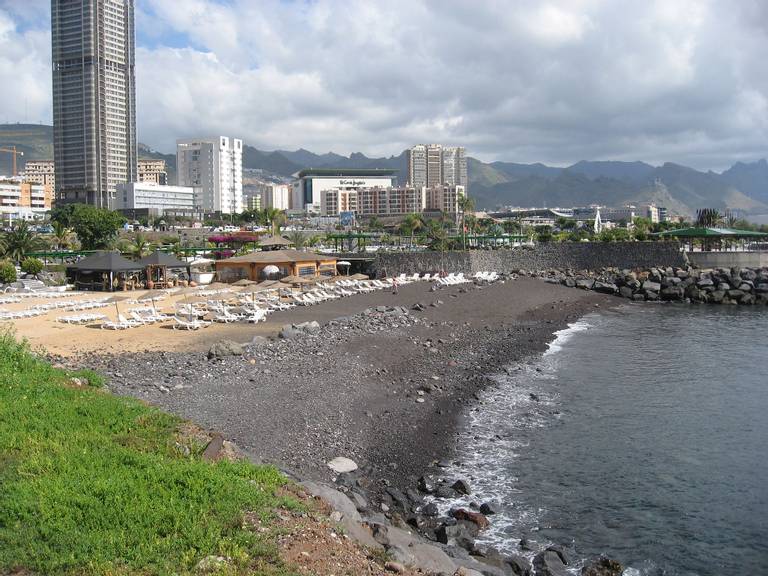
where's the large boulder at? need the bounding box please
[575,278,594,290]
[533,550,568,576]
[207,340,244,359]
[505,554,533,576]
[593,281,618,294]
[451,508,490,530]
[641,280,661,293]
[660,286,684,301]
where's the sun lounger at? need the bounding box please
[246,308,267,323]
[172,316,211,330]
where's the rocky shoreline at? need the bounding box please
[63,277,622,576]
[529,265,768,305]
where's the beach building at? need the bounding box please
[215,249,338,282]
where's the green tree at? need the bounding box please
[399,213,423,248]
[534,225,553,243]
[422,219,450,251]
[53,205,126,250]
[20,257,44,276]
[1,221,45,263]
[51,220,74,251]
[128,233,153,258]
[367,216,384,231]
[457,195,475,250]
[285,230,307,249]
[0,260,16,284]
[261,208,285,235]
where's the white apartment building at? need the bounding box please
[442,147,467,186]
[115,182,196,216]
[177,137,243,214]
[408,145,427,188]
[263,184,291,210]
[138,159,168,185]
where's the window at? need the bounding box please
[298,266,315,277]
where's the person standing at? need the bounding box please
[392,278,399,295]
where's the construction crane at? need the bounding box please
[0,146,24,176]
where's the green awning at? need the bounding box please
[653,227,768,238]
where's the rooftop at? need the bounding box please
[216,249,336,265]
[294,168,398,178]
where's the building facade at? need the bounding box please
[263,183,291,211]
[319,185,464,218]
[425,185,465,214]
[320,189,358,216]
[114,182,196,217]
[137,159,167,185]
[51,0,137,208]
[21,160,56,187]
[408,144,467,188]
[0,180,53,222]
[177,137,243,214]
[291,169,395,213]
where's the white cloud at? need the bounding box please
[1,0,767,170]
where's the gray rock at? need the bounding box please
[326,456,358,473]
[581,556,624,576]
[533,550,568,576]
[593,281,618,294]
[641,280,661,292]
[207,340,244,359]
[452,478,472,495]
[505,554,533,576]
[479,501,500,515]
[618,286,634,299]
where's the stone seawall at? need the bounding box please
[372,242,686,276]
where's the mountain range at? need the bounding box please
[2,123,767,217]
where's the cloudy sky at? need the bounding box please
[0,0,766,169]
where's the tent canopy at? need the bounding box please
[653,227,768,238]
[70,251,141,272]
[136,251,189,268]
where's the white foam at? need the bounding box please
[544,318,593,356]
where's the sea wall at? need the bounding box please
[372,242,687,276]
[685,251,768,269]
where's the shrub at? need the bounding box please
[20,257,44,276]
[0,261,16,284]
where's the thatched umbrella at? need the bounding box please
[350,273,370,280]
[232,278,258,286]
[280,275,311,285]
[103,295,131,320]
[137,291,164,315]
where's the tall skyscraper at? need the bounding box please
[408,144,427,188]
[442,146,467,187]
[51,0,137,208]
[408,144,467,188]
[177,137,243,215]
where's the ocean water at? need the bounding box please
[443,304,768,575]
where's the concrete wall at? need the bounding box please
[686,251,768,269]
[372,242,687,276]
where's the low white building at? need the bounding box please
[115,182,197,216]
[0,180,52,222]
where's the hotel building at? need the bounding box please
[0,180,53,222]
[292,168,396,213]
[177,137,243,214]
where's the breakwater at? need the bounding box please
[372,242,686,276]
[534,265,768,305]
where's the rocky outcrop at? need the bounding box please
[538,265,768,306]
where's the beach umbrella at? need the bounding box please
[103,295,130,319]
[137,291,164,315]
[232,278,257,286]
[350,273,369,281]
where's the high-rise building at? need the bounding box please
[176,137,243,214]
[263,184,291,211]
[442,146,467,187]
[426,144,443,187]
[408,145,427,188]
[51,0,137,208]
[408,144,467,188]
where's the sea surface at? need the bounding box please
[444,304,768,575]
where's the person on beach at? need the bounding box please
[392,278,398,295]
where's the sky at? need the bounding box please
[0,0,766,170]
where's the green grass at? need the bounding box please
[0,330,299,575]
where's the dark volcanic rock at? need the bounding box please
[207,340,244,359]
[451,479,472,495]
[581,556,624,576]
[479,501,500,515]
[506,554,533,576]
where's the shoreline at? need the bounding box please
[64,277,615,573]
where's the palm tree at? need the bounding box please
[695,208,723,228]
[262,208,285,236]
[128,232,152,258]
[1,221,45,263]
[367,216,384,231]
[286,230,307,250]
[51,220,73,251]
[399,213,423,248]
[457,195,475,250]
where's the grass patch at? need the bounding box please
[0,330,300,575]
[67,367,107,388]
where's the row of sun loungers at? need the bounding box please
[0,308,47,320]
[57,313,108,325]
